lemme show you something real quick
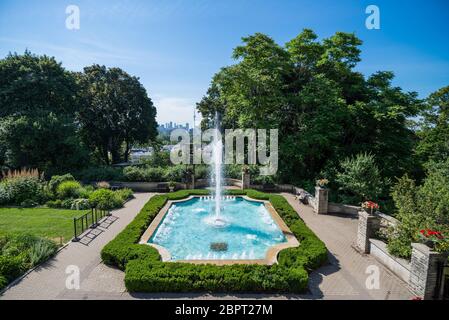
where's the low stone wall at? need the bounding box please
[109,181,184,192]
[328,202,399,229]
[226,178,242,188]
[369,238,411,283]
[356,209,447,300]
[376,212,399,228]
[328,202,359,215]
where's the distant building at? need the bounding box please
[158,122,191,134]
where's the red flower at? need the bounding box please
[419,229,444,240]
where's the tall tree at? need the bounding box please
[197,29,420,188]
[77,65,157,164]
[0,51,87,174]
[416,85,449,164]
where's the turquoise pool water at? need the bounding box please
[148,197,287,261]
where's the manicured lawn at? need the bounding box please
[0,207,89,243]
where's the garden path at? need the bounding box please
[0,193,154,300]
[1,192,413,300]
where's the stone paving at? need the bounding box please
[279,193,413,300]
[0,192,414,300]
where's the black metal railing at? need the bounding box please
[73,208,110,241]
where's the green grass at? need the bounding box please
[0,207,89,243]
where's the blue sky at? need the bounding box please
[1,0,448,126]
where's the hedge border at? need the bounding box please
[101,189,328,292]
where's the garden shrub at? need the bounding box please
[101,190,328,293]
[48,173,75,194]
[56,180,82,199]
[0,184,11,205]
[142,167,165,182]
[115,188,134,202]
[194,165,209,179]
[76,166,124,182]
[387,160,449,258]
[88,189,122,210]
[77,185,94,199]
[123,166,146,182]
[0,176,46,205]
[0,233,58,290]
[19,199,38,208]
[223,164,242,180]
[46,199,63,209]
[335,153,386,204]
[122,166,167,182]
[28,238,58,265]
[70,198,91,210]
[0,275,7,290]
[163,165,187,182]
[0,255,25,282]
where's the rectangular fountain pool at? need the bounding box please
[147,196,289,262]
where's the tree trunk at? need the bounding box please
[124,140,130,163]
[109,136,122,164]
[102,145,110,165]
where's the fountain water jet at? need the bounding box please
[209,112,227,228]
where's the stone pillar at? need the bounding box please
[409,243,448,300]
[242,172,250,190]
[314,186,328,214]
[356,210,380,254]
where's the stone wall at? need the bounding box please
[369,239,411,283]
[328,202,359,215]
[409,243,448,300]
[356,209,447,300]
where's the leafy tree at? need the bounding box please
[415,85,449,164]
[77,65,158,164]
[335,153,384,204]
[0,51,78,118]
[387,159,449,257]
[0,115,88,175]
[197,29,420,186]
[419,160,449,226]
[387,175,422,258]
[342,71,420,180]
[0,51,88,174]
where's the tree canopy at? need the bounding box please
[77,65,158,165]
[0,51,87,175]
[197,29,421,193]
[0,52,158,174]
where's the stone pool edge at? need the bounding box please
[138,195,300,265]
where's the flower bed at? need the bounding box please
[101,189,327,292]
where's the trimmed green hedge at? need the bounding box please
[101,190,327,292]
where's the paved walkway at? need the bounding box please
[280,193,413,300]
[0,193,154,300]
[1,192,413,300]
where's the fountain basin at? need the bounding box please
[139,195,299,265]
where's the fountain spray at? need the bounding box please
[212,112,224,225]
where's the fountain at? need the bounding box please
[146,113,290,261]
[209,112,227,228]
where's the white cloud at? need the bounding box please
[153,96,201,127]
